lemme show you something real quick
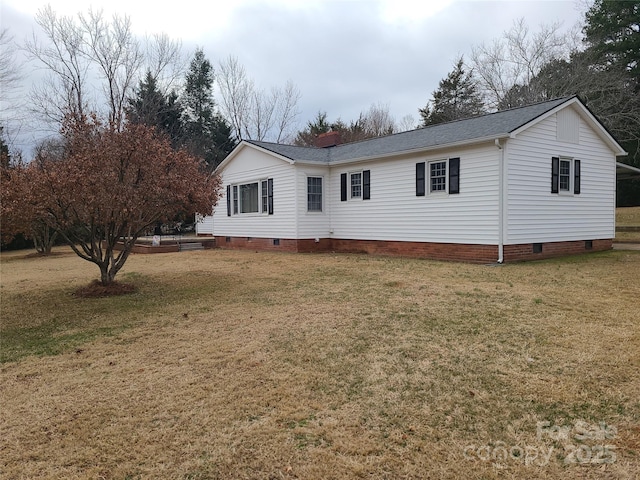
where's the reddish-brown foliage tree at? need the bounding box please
[0,159,29,244]
[24,115,221,285]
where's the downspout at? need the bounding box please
[495,138,504,264]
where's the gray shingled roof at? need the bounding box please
[247,96,574,164]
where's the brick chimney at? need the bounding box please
[314,131,342,148]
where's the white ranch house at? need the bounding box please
[196,96,626,263]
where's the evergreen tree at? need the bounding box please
[293,105,397,147]
[582,0,640,165]
[293,112,331,146]
[182,49,235,169]
[584,0,639,83]
[127,70,184,148]
[583,0,640,202]
[420,57,485,126]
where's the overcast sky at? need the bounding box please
[2,0,588,155]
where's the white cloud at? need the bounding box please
[378,0,454,25]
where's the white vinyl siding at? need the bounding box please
[297,167,330,238]
[212,148,297,239]
[556,107,580,144]
[195,214,214,235]
[506,112,615,244]
[329,144,500,244]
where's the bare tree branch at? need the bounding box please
[470,18,571,109]
[217,55,301,143]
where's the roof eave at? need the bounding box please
[214,140,296,173]
[328,134,511,166]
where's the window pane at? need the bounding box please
[430,161,447,192]
[351,173,362,198]
[233,185,238,214]
[240,183,259,213]
[261,180,268,213]
[307,177,322,212]
[559,160,571,191]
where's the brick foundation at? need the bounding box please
[213,236,301,252]
[215,236,496,263]
[329,239,498,263]
[214,236,613,263]
[503,239,612,262]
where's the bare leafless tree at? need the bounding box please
[143,32,186,96]
[246,87,276,141]
[79,9,143,129]
[217,55,301,143]
[1,28,25,152]
[470,18,572,109]
[217,56,252,141]
[24,6,183,131]
[361,102,396,137]
[273,80,301,143]
[0,29,22,96]
[25,6,91,124]
[397,114,417,132]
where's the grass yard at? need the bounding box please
[1,247,639,479]
[616,207,640,242]
[616,206,640,226]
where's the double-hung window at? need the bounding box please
[350,172,362,199]
[416,158,460,196]
[340,170,371,201]
[430,161,447,192]
[227,178,274,215]
[307,177,323,212]
[551,157,581,195]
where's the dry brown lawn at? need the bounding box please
[616,207,640,242]
[616,206,640,227]
[1,247,639,479]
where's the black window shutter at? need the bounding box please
[574,160,581,194]
[363,170,371,200]
[341,173,347,201]
[449,157,460,194]
[226,185,231,216]
[268,178,274,214]
[551,157,559,193]
[416,162,425,196]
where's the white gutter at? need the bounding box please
[495,138,505,264]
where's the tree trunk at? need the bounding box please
[99,264,117,286]
[31,222,58,255]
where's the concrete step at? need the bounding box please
[179,242,205,252]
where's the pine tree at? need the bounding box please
[127,70,184,148]
[420,57,485,126]
[584,0,639,83]
[182,49,236,169]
